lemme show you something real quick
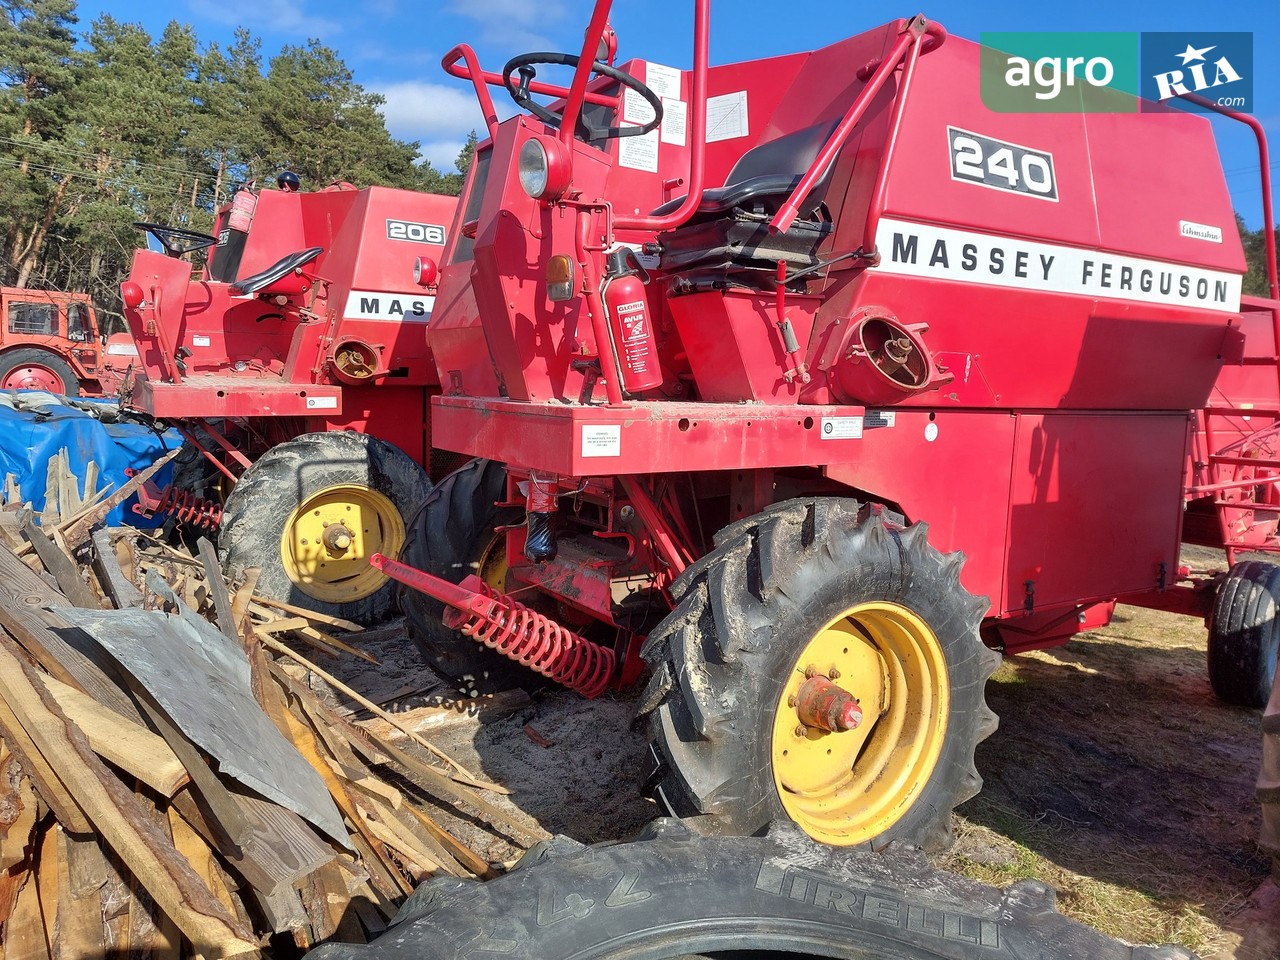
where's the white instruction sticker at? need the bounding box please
[192,335,211,347]
[644,61,682,99]
[305,396,338,410]
[661,98,687,146]
[582,424,622,457]
[706,90,749,142]
[864,410,896,429]
[820,416,863,440]
[618,127,659,173]
[623,86,657,126]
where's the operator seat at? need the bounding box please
[654,120,841,279]
[651,119,841,220]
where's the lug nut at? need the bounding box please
[794,724,808,738]
[787,695,798,708]
[829,667,841,680]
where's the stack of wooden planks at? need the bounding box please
[0,489,544,958]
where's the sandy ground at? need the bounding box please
[327,572,1278,959]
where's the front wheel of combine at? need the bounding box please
[1208,560,1280,709]
[639,498,1001,851]
[398,458,529,694]
[220,432,431,624]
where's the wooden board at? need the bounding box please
[35,673,188,798]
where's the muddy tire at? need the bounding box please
[305,818,1196,960]
[398,458,528,693]
[1263,666,1280,875]
[638,498,1000,851]
[1208,560,1280,709]
[220,432,430,624]
[0,347,80,395]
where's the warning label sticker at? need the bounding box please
[581,424,622,458]
[821,417,863,440]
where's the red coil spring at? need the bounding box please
[450,575,615,698]
[152,484,223,531]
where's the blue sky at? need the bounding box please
[74,0,1278,228]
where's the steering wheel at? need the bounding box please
[502,52,663,140]
[134,222,218,257]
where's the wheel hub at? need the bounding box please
[794,675,863,732]
[771,601,949,846]
[281,483,405,603]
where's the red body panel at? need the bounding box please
[120,184,457,470]
[427,11,1258,650]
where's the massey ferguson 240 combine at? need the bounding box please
[119,183,457,622]
[374,1,1280,851]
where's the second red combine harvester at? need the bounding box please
[120,180,458,622]
[378,1,1280,850]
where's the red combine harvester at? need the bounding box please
[0,287,133,396]
[119,181,458,621]
[376,1,1280,849]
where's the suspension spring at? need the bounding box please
[448,575,615,698]
[140,484,223,531]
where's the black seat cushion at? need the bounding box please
[651,119,840,218]
[230,247,323,296]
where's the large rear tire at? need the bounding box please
[304,818,1195,960]
[220,432,431,624]
[638,498,1000,851]
[398,458,528,693]
[1208,560,1280,709]
[0,347,80,395]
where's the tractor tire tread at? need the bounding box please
[1208,560,1280,708]
[220,432,430,624]
[638,497,1000,849]
[304,818,1196,960]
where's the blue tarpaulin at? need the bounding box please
[0,391,183,527]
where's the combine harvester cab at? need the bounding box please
[120,182,458,622]
[381,2,1277,849]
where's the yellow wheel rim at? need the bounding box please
[280,483,404,603]
[475,534,508,592]
[771,601,949,846]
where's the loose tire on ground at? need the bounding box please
[1262,665,1280,875]
[638,498,1001,851]
[220,432,431,624]
[398,458,529,693]
[305,818,1196,960]
[1208,560,1280,709]
[0,347,80,395]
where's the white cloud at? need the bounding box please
[375,80,515,168]
[186,0,342,38]
[443,0,569,49]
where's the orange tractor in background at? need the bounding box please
[0,287,134,396]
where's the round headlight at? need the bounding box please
[518,139,550,198]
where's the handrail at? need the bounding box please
[1178,92,1277,301]
[769,16,946,236]
[558,1,617,149]
[612,0,710,231]
[441,45,499,137]
[442,43,621,141]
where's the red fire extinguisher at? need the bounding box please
[602,248,663,394]
[226,184,258,233]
